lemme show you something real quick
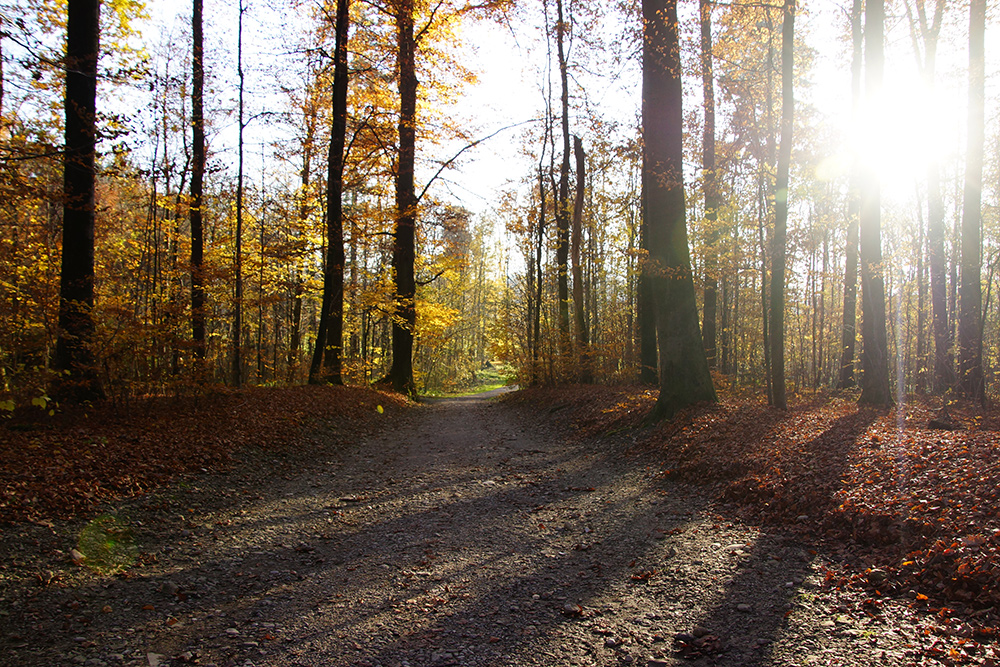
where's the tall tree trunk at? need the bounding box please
[571,135,591,381]
[699,0,719,370]
[858,0,892,406]
[533,164,545,383]
[905,0,952,393]
[555,0,571,362]
[310,0,349,385]
[837,0,863,390]
[916,197,927,393]
[388,0,417,395]
[958,0,985,403]
[642,0,717,421]
[54,0,103,401]
[768,0,795,410]
[190,0,207,364]
[232,0,246,388]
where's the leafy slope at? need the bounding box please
[0,386,407,525]
[504,385,1000,633]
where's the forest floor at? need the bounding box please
[0,383,998,666]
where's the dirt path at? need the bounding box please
[3,393,922,666]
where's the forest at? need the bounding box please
[1,0,995,410]
[4,2,1000,664]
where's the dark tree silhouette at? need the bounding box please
[190,0,207,364]
[387,0,417,395]
[310,0,349,386]
[54,0,103,402]
[642,0,716,420]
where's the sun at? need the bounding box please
[850,66,959,206]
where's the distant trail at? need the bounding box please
[4,391,912,666]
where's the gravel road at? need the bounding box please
[2,391,925,666]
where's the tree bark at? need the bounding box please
[958,0,985,403]
[571,135,590,381]
[388,0,417,395]
[54,0,103,401]
[699,0,718,370]
[768,0,795,410]
[232,0,246,388]
[837,0,862,390]
[858,0,892,406]
[555,0,571,361]
[533,164,545,383]
[190,0,207,365]
[310,0,349,386]
[642,0,717,421]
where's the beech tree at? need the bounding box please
[958,0,985,403]
[836,0,863,391]
[571,135,590,381]
[767,0,794,410]
[55,0,103,402]
[642,0,716,420]
[190,0,207,364]
[310,0,350,386]
[858,0,892,406]
[905,0,951,393]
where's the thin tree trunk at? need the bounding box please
[958,0,985,403]
[836,0,863,391]
[190,0,207,364]
[232,0,246,388]
[533,165,545,383]
[54,0,103,401]
[905,0,952,393]
[571,135,591,381]
[642,0,717,421]
[768,0,794,410]
[555,0,571,362]
[700,0,719,370]
[858,0,892,406]
[758,175,771,401]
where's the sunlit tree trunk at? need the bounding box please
[54,0,103,401]
[905,0,952,393]
[837,0,862,390]
[958,0,985,403]
[768,0,794,410]
[311,0,349,386]
[388,0,417,395]
[190,0,206,364]
[643,0,716,421]
[858,0,892,406]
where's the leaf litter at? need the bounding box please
[505,384,1000,664]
